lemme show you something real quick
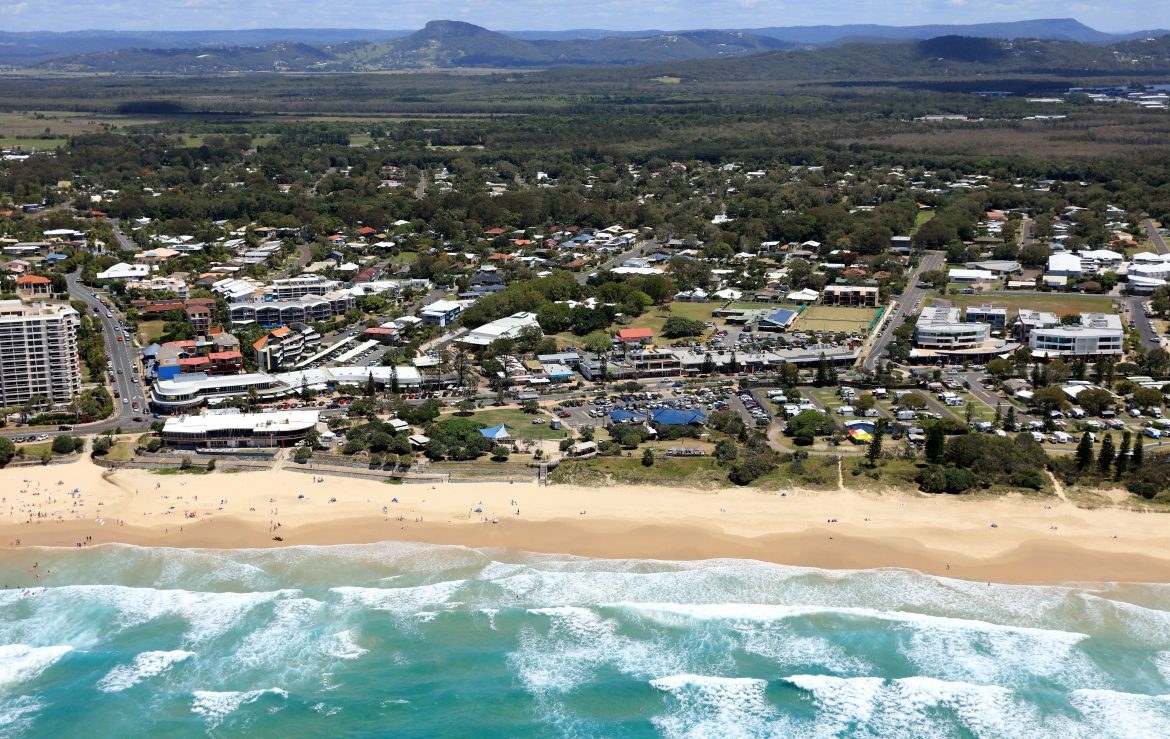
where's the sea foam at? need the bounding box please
[97,650,195,693]
[0,644,72,693]
[190,687,288,727]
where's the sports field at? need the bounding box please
[793,305,878,334]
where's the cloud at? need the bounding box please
[0,0,1159,34]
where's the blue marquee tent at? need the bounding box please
[480,424,512,440]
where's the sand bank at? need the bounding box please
[2,456,1169,584]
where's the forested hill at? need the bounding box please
[36,21,793,73]
[567,35,1170,84]
[26,24,1170,77]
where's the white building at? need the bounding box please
[1046,252,1083,277]
[1029,313,1123,357]
[947,268,996,285]
[1017,309,1060,340]
[420,300,464,327]
[460,312,541,347]
[913,305,990,350]
[161,409,320,448]
[96,262,152,281]
[0,300,81,406]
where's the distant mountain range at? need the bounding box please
[2,18,1167,73]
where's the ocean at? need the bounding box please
[2,543,1170,738]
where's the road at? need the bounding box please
[66,273,150,421]
[862,250,945,371]
[1125,296,1161,350]
[576,239,660,286]
[1020,217,1035,247]
[1145,218,1168,255]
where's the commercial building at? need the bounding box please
[1029,313,1124,357]
[913,306,991,350]
[821,285,879,307]
[965,305,1008,329]
[161,409,319,449]
[947,268,997,285]
[253,323,321,372]
[459,312,541,347]
[0,300,81,406]
[227,292,355,327]
[1017,309,1060,341]
[268,275,339,300]
[420,300,463,327]
[149,364,423,413]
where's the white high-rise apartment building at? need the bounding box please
[0,300,81,406]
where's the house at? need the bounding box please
[97,262,152,281]
[615,327,654,345]
[15,274,52,300]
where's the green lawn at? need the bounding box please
[752,455,840,490]
[549,455,728,487]
[926,292,1119,318]
[910,210,935,236]
[138,319,167,343]
[620,301,720,340]
[795,305,877,334]
[454,407,570,441]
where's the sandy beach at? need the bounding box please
[3,455,1170,584]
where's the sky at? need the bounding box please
[0,0,1159,34]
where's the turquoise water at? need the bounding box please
[3,544,1170,737]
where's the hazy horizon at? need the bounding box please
[0,2,1160,35]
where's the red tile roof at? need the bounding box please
[616,327,653,341]
[209,351,241,360]
[16,275,50,284]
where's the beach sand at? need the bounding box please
[2,455,1170,584]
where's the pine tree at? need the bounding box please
[1115,431,1131,480]
[994,402,1002,429]
[965,402,974,426]
[815,354,828,386]
[1131,436,1144,471]
[1075,432,1094,470]
[867,420,885,467]
[925,424,945,463]
[1098,434,1115,475]
[1004,406,1016,432]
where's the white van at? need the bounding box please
[1051,431,1073,444]
[1030,431,1047,443]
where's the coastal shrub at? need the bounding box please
[144,438,162,453]
[785,410,833,439]
[641,448,655,467]
[728,448,779,485]
[598,440,621,456]
[0,437,13,467]
[52,435,83,455]
[713,439,738,464]
[490,445,510,462]
[609,423,645,449]
[293,447,312,463]
[91,437,113,457]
